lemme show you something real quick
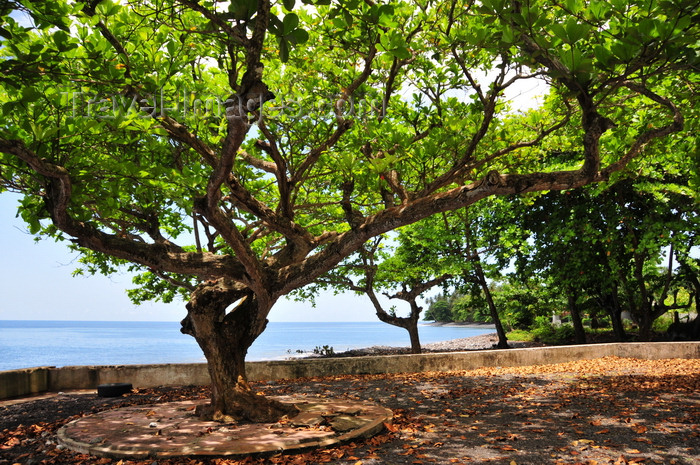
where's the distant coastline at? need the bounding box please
[422,321,497,329]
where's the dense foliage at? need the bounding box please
[424,176,700,342]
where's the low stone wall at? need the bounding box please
[2,341,698,400]
[47,363,211,392]
[0,366,51,400]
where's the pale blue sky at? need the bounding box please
[0,193,380,322]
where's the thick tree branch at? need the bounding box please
[0,138,246,279]
[194,112,266,291]
[421,61,507,194]
[159,116,219,167]
[257,120,293,218]
[223,175,315,259]
[274,166,633,296]
[242,148,278,175]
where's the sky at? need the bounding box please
[0,193,383,322]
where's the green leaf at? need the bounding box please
[332,16,348,29]
[287,28,309,45]
[594,44,614,68]
[268,14,283,35]
[229,0,256,21]
[0,26,13,40]
[283,0,296,10]
[611,41,637,61]
[283,13,299,35]
[53,30,69,48]
[564,0,583,13]
[550,23,567,42]
[343,10,353,27]
[501,27,515,44]
[21,87,42,103]
[564,19,590,44]
[166,39,178,57]
[95,0,121,16]
[586,1,610,20]
[377,4,397,27]
[481,0,505,12]
[390,46,411,60]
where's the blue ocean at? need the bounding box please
[0,320,494,371]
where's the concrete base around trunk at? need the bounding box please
[57,396,393,458]
[2,341,699,400]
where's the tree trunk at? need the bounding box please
[567,289,587,344]
[606,287,627,341]
[471,261,509,349]
[373,311,422,354]
[637,309,654,341]
[406,319,422,354]
[181,280,299,423]
[462,213,508,349]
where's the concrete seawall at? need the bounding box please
[2,341,698,400]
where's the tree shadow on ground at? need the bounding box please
[1,358,698,464]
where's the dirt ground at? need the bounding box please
[1,356,699,465]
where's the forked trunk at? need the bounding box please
[366,282,424,354]
[181,280,299,423]
[376,310,422,354]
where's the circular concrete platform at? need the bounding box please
[57,396,393,459]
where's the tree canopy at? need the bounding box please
[1,0,697,421]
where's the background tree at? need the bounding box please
[504,173,699,341]
[309,233,454,354]
[424,296,456,323]
[1,0,695,421]
[317,206,515,352]
[455,209,510,348]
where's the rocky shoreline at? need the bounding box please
[319,332,541,358]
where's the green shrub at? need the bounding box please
[554,324,576,341]
[652,313,675,333]
[506,329,536,342]
[531,323,575,344]
[531,324,556,343]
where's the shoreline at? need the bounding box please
[298,331,540,359]
[421,321,496,329]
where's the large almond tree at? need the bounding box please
[0,0,695,421]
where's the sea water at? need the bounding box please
[0,320,494,371]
